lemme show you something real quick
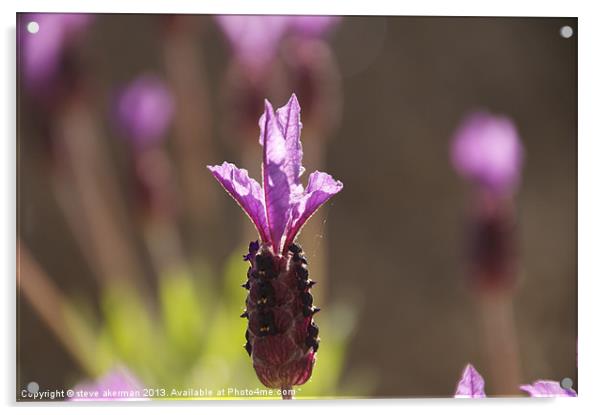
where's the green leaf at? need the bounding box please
[159,266,209,360]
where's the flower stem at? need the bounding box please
[477,291,522,396]
[281,386,293,400]
[54,101,145,289]
[162,16,219,248]
[17,241,91,373]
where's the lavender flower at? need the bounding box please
[215,15,340,74]
[20,13,92,91]
[115,75,175,150]
[451,111,524,195]
[520,381,577,397]
[215,16,290,74]
[208,93,343,392]
[451,111,524,291]
[287,16,341,37]
[70,367,146,401]
[455,364,486,398]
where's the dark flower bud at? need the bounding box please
[243,244,320,389]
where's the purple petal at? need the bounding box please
[285,171,343,249]
[259,94,305,196]
[451,111,524,194]
[454,364,486,398]
[276,94,305,191]
[71,367,146,401]
[520,381,577,397]
[260,100,293,253]
[208,162,270,243]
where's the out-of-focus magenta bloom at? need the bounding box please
[520,381,577,397]
[215,16,289,73]
[451,111,524,195]
[208,93,343,255]
[287,16,342,37]
[455,364,486,398]
[116,75,175,149]
[19,13,92,90]
[215,15,340,74]
[70,367,147,401]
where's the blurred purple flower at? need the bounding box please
[215,15,289,74]
[455,364,486,398]
[20,13,92,90]
[215,15,340,74]
[451,111,524,195]
[208,93,343,255]
[71,367,146,401]
[287,16,341,37]
[116,75,175,149]
[520,381,577,397]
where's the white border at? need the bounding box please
[3,1,602,414]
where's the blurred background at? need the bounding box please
[17,14,577,399]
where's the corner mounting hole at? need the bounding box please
[560,25,573,39]
[27,381,39,393]
[27,21,40,34]
[560,377,574,390]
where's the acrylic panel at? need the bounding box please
[16,13,577,401]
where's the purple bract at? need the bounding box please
[520,380,577,397]
[455,363,486,398]
[208,93,343,255]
